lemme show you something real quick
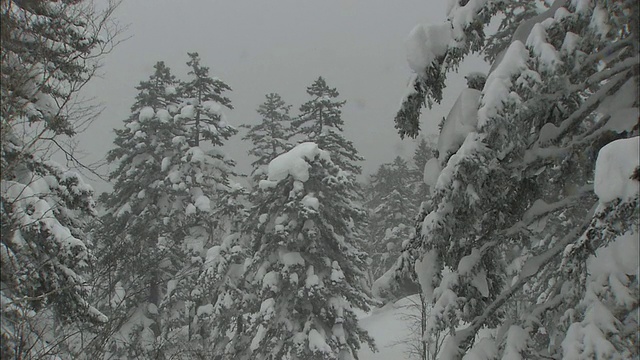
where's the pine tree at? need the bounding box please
[411,137,435,201]
[365,157,418,282]
[377,1,639,358]
[1,0,116,357]
[292,77,363,176]
[93,57,239,358]
[182,52,234,147]
[92,61,182,358]
[217,142,376,359]
[242,93,293,184]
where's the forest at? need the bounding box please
[1,0,638,359]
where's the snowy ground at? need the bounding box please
[358,295,421,360]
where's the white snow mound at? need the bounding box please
[594,137,639,204]
[262,142,331,185]
[437,88,481,161]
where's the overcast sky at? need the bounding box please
[79,0,487,193]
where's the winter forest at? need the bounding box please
[1,0,639,359]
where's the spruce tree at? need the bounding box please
[292,77,363,176]
[93,61,183,358]
[182,52,234,147]
[218,143,375,359]
[93,57,239,358]
[411,136,435,201]
[366,157,417,282]
[1,0,116,357]
[242,93,294,184]
[377,1,639,358]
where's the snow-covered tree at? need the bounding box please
[91,61,183,358]
[242,93,293,184]
[1,0,117,357]
[182,52,234,147]
[377,1,639,359]
[216,142,375,359]
[292,77,363,176]
[93,57,240,358]
[366,157,417,282]
[411,136,436,201]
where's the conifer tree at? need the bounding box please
[366,157,417,282]
[292,77,363,176]
[216,143,375,359]
[93,57,239,358]
[92,61,183,358]
[182,52,234,147]
[242,93,293,183]
[1,0,117,357]
[411,137,435,201]
[377,1,639,358]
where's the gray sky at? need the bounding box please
[79,0,486,193]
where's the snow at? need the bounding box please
[447,0,488,41]
[202,100,224,116]
[147,303,158,315]
[196,304,214,317]
[262,271,279,291]
[165,86,177,95]
[261,142,331,186]
[463,337,498,360]
[526,23,560,71]
[301,193,319,210]
[502,325,530,360]
[571,0,591,14]
[478,41,529,129]
[161,157,171,172]
[415,250,439,301]
[180,105,196,119]
[423,157,441,187]
[588,230,639,281]
[308,329,332,354]
[358,295,423,359]
[187,147,206,164]
[594,137,639,203]
[259,298,276,321]
[139,106,155,122]
[331,261,345,282]
[259,213,268,224]
[470,269,489,298]
[590,5,610,39]
[437,88,481,161]
[406,23,452,75]
[194,195,211,212]
[250,324,267,351]
[279,250,305,269]
[156,109,171,122]
[554,6,571,20]
[111,282,125,308]
[305,266,322,288]
[561,32,580,54]
[458,248,481,276]
[116,203,131,217]
[597,78,638,133]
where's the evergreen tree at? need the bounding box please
[182,52,234,147]
[411,136,435,201]
[366,157,418,282]
[217,142,375,359]
[92,62,183,358]
[0,0,116,357]
[242,93,293,184]
[292,77,363,176]
[377,1,639,359]
[93,57,239,358]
